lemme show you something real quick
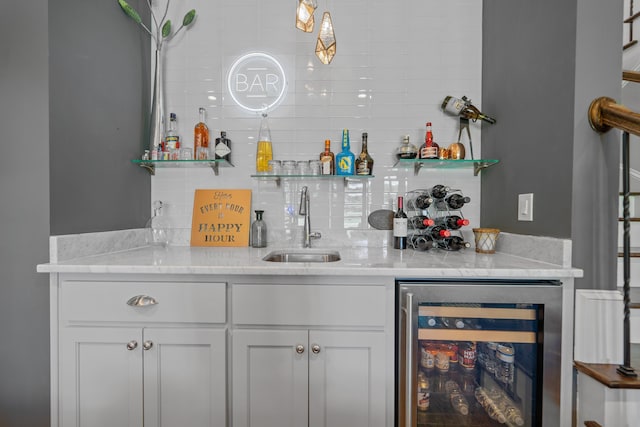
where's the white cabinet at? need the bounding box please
[231,281,389,427]
[55,278,227,427]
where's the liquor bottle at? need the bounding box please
[409,216,435,229]
[396,135,418,159]
[441,95,497,124]
[336,129,355,175]
[428,184,450,200]
[504,405,525,426]
[435,194,471,210]
[256,113,273,173]
[165,113,180,151]
[434,215,470,230]
[437,236,471,251]
[214,131,232,161]
[250,210,267,248]
[355,132,374,175]
[410,234,434,251]
[393,196,408,249]
[496,343,515,385]
[425,225,450,240]
[319,139,335,175]
[419,122,439,159]
[194,107,209,159]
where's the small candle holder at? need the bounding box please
[472,228,500,254]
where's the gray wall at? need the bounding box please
[482,0,622,290]
[49,0,151,235]
[0,1,51,425]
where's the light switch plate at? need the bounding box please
[518,193,534,221]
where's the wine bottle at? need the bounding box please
[410,234,433,251]
[355,132,374,175]
[428,184,450,200]
[425,225,450,240]
[414,193,434,209]
[194,107,209,159]
[435,194,471,210]
[214,131,231,161]
[441,95,497,124]
[409,216,435,229]
[393,196,408,249]
[336,129,355,175]
[419,122,439,159]
[434,215,470,230]
[436,236,471,251]
[319,139,335,175]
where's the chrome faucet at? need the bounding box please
[299,186,321,248]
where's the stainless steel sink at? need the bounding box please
[262,250,341,263]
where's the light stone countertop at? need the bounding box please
[37,229,583,279]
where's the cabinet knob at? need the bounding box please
[311,344,321,354]
[126,295,159,307]
[295,344,305,354]
[126,340,138,351]
[143,340,153,351]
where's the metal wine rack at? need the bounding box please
[404,188,470,251]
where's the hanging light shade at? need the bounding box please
[315,12,336,65]
[296,0,317,32]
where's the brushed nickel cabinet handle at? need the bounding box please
[126,295,158,307]
[126,340,138,351]
[143,340,153,351]
[295,345,305,354]
[311,344,321,354]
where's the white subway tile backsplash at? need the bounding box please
[150,0,484,246]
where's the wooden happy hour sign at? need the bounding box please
[191,189,251,247]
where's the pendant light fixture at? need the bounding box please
[296,0,317,32]
[315,11,336,64]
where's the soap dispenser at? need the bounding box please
[251,210,267,248]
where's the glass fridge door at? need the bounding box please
[415,302,541,427]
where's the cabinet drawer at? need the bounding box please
[60,281,226,324]
[232,284,385,327]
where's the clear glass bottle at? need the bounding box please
[256,113,273,173]
[335,129,355,175]
[319,139,335,175]
[165,113,180,151]
[496,343,515,385]
[251,210,267,248]
[194,107,209,159]
[355,132,374,175]
[145,200,170,247]
[397,135,418,159]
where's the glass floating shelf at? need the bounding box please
[250,174,374,186]
[131,159,234,176]
[394,158,499,176]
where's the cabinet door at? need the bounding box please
[142,328,226,427]
[308,330,387,427]
[59,327,143,427]
[232,329,308,427]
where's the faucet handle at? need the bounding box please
[299,186,309,215]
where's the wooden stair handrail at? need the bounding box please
[623,70,640,83]
[589,97,640,137]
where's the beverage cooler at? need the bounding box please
[396,279,563,427]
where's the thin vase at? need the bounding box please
[149,48,165,153]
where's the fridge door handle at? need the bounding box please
[404,291,415,427]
